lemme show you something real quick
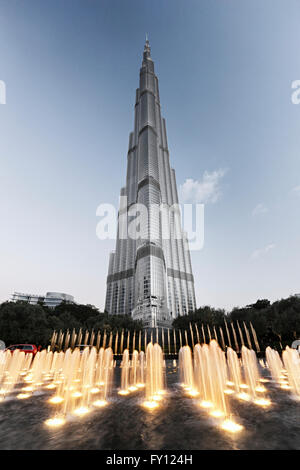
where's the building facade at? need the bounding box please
[11,291,74,308]
[105,39,196,327]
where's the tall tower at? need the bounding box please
[105,38,196,327]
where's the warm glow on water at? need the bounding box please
[49,396,64,404]
[0,341,294,447]
[254,398,271,407]
[93,400,108,407]
[237,392,251,401]
[240,384,249,389]
[45,384,56,389]
[221,419,243,433]
[142,400,159,409]
[200,400,213,408]
[45,417,65,427]
[73,406,90,416]
[152,394,162,401]
[17,393,30,399]
[210,410,225,418]
[118,390,129,395]
[255,386,266,393]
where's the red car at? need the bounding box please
[6,344,38,355]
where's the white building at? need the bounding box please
[11,291,74,308]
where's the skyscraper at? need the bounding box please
[105,38,196,328]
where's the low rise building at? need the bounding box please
[11,291,74,308]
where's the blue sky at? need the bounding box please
[0,0,300,311]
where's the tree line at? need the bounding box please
[0,295,299,350]
[173,296,300,350]
[0,301,142,348]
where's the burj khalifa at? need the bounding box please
[105,38,196,327]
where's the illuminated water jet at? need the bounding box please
[73,406,90,416]
[93,400,108,407]
[45,417,65,427]
[221,419,243,433]
[49,396,64,404]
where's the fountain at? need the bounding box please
[193,341,228,417]
[1,335,299,444]
[227,347,242,393]
[282,346,300,397]
[119,349,130,395]
[179,345,195,394]
[143,343,165,409]
[266,346,285,384]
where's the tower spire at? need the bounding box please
[143,34,151,61]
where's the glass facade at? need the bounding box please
[105,39,196,327]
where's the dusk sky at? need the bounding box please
[1,0,300,311]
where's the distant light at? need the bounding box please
[73,406,90,416]
[254,398,271,407]
[45,417,65,427]
[152,394,162,401]
[187,389,199,397]
[224,389,234,395]
[200,400,213,408]
[255,386,266,393]
[210,410,225,418]
[142,400,159,409]
[17,393,30,400]
[93,400,108,407]
[49,396,64,404]
[239,384,249,389]
[237,392,251,402]
[221,419,243,433]
[280,384,291,390]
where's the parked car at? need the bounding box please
[5,344,38,355]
